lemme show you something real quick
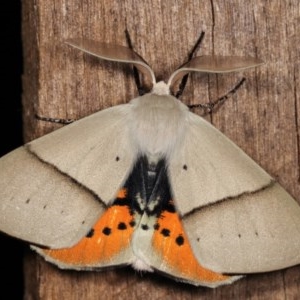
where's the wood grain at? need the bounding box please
[22,0,300,299]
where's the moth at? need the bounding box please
[0,38,300,288]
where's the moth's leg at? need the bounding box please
[35,114,75,125]
[188,77,246,115]
[175,31,206,98]
[125,29,147,96]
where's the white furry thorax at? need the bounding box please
[128,81,188,158]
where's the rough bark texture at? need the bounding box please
[22,1,300,299]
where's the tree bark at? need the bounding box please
[22,0,300,299]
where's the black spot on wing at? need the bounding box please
[161,228,170,237]
[175,235,184,246]
[102,227,111,235]
[118,222,127,230]
[86,228,94,238]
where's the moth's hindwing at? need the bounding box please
[131,157,241,287]
[34,185,139,269]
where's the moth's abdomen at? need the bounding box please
[129,93,188,157]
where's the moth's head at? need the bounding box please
[151,81,170,96]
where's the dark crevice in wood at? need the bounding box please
[293,66,300,183]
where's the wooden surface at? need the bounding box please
[21,0,300,299]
